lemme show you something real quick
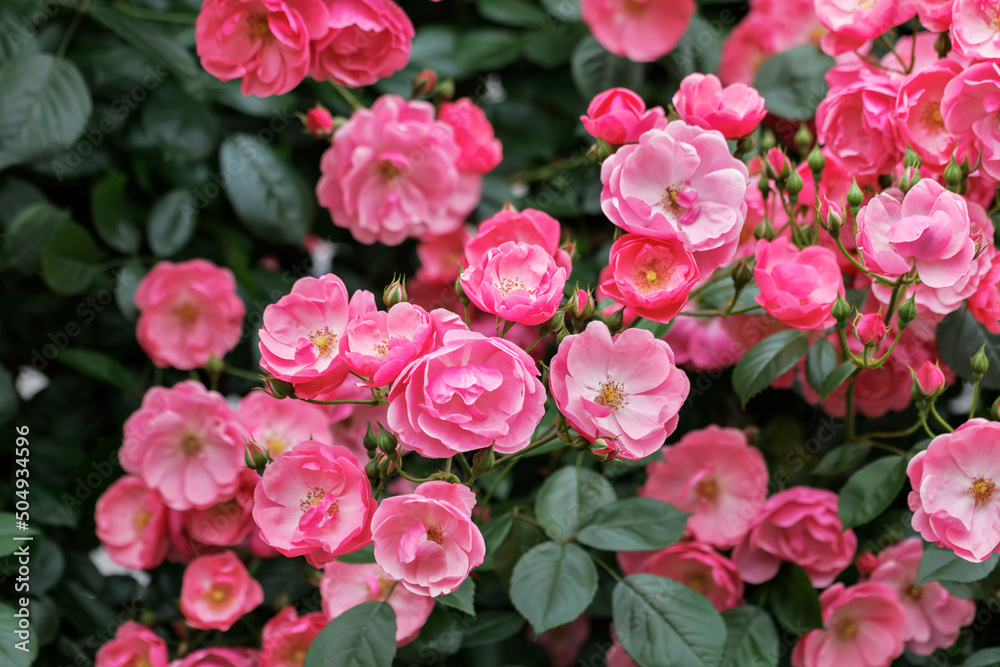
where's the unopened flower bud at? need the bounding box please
[244,439,269,472]
[903,146,922,169]
[560,239,579,264]
[568,287,595,321]
[364,458,379,483]
[412,69,437,97]
[912,360,946,399]
[363,422,379,453]
[205,355,225,375]
[455,273,471,307]
[591,438,617,463]
[972,344,990,378]
[544,310,566,334]
[991,395,1000,421]
[757,174,770,200]
[383,275,407,308]
[934,30,952,58]
[855,553,878,576]
[434,77,455,101]
[262,376,295,400]
[377,451,395,478]
[569,435,591,452]
[754,217,774,241]
[897,295,918,328]
[472,446,495,475]
[807,145,826,175]
[898,166,921,193]
[735,134,756,157]
[305,106,334,139]
[832,295,852,325]
[826,209,843,238]
[785,170,804,197]
[760,129,776,151]
[605,307,625,334]
[377,427,398,455]
[846,179,864,210]
[795,124,813,155]
[732,258,753,292]
[944,159,962,191]
[854,312,888,347]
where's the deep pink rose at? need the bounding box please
[386,329,545,458]
[320,561,434,645]
[918,0,954,31]
[894,60,964,169]
[464,208,572,274]
[182,468,259,547]
[417,227,470,285]
[370,481,486,596]
[252,441,376,567]
[170,648,261,667]
[580,88,667,145]
[915,360,947,396]
[632,542,744,611]
[261,607,328,667]
[438,98,503,174]
[600,121,750,274]
[641,426,768,547]
[733,486,857,587]
[309,0,413,87]
[180,551,264,631]
[854,312,889,346]
[305,106,334,138]
[600,234,699,324]
[754,237,845,331]
[942,61,1000,182]
[135,259,245,370]
[814,0,899,55]
[550,321,689,461]
[96,622,168,667]
[672,74,767,140]
[951,0,1000,60]
[969,249,1000,333]
[95,476,169,571]
[239,391,332,459]
[317,95,478,246]
[580,0,695,62]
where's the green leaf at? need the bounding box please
[220,134,314,245]
[767,564,822,632]
[813,443,871,476]
[916,545,1000,586]
[115,261,146,322]
[305,601,397,667]
[510,541,598,635]
[438,577,475,616]
[805,338,837,395]
[57,349,133,392]
[453,29,523,73]
[461,611,525,647]
[731,330,809,407]
[31,484,79,528]
[0,602,36,667]
[577,498,689,551]
[337,544,376,564]
[819,362,856,399]
[0,513,39,558]
[40,223,106,296]
[937,309,1000,390]
[492,512,542,586]
[522,25,583,69]
[663,16,721,80]
[147,189,197,257]
[571,36,643,101]
[87,4,200,81]
[481,511,515,567]
[0,54,92,170]
[612,574,726,667]
[963,648,1000,667]
[754,45,833,121]
[1,202,69,275]
[838,455,906,528]
[91,172,140,254]
[476,0,548,27]
[535,466,615,537]
[0,11,39,69]
[721,607,779,667]
[143,84,220,162]
[31,536,65,594]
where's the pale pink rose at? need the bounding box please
[814,0,899,55]
[641,426,768,547]
[183,468,259,547]
[580,0,695,62]
[672,74,767,140]
[317,95,478,246]
[918,0,954,30]
[95,476,170,571]
[135,260,245,370]
[320,561,434,645]
[308,0,413,88]
[600,234,700,324]
[417,227,470,285]
[791,582,907,667]
[170,648,261,667]
[754,237,845,331]
[96,622,168,667]
[386,329,546,458]
[464,208,572,274]
[259,273,376,400]
[121,381,247,511]
[969,249,1000,333]
[370,481,486,596]
[239,391,332,458]
[867,537,976,655]
[261,606,328,667]
[942,61,1000,182]
[634,542,743,611]
[195,0,327,97]
[663,314,741,372]
[253,441,376,567]
[951,0,1000,59]
[459,241,568,326]
[908,419,1000,562]
[600,121,750,275]
[530,615,591,667]
[580,88,667,145]
[550,321,689,461]
[438,98,503,175]
[894,60,964,169]
[733,487,857,587]
[324,382,389,463]
[180,551,264,631]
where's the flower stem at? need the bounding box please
[331,82,363,112]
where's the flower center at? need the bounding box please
[661,188,686,217]
[380,161,403,184]
[300,488,330,512]
[292,650,306,663]
[908,584,924,600]
[858,0,879,9]
[495,275,533,297]
[834,618,858,640]
[133,508,152,532]
[182,434,202,455]
[921,100,944,131]
[594,380,627,410]
[309,327,337,356]
[686,573,707,593]
[427,525,444,544]
[266,436,286,456]
[174,302,198,325]
[968,475,996,506]
[372,337,389,360]
[377,577,395,598]
[631,257,680,295]
[696,478,719,500]
[210,588,227,603]
[248,14,270,38]
[991,9,1000,34]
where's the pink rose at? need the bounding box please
[641,426,768,547]
[632,542,744,611]
[95,476,169,571]
[894,60,963,169]
[195,0,327,97]
[239,391,332,458]
[96,622,168,667]
[121,381,247,511]
[308,0,413,88]
[580,0,695,62]
[317,95,478,246]
[417,227,470,285]
[438,98,503,175]
[754,237,845,331]
[951,0,1000,59]
[867,537,976,655]
[663,314,742,372]
[320,561,435,645]
[791,582,907,667]
[305,106,334,138]
[170,648,261,667]
[814,0,899,55]
[854,312,889,346]
[259,273,376,400]
[918,0,954,31]
[969,249,1000,333]
[182,468,259,547]
[672,74,767,140]
[253,441,376,567]
[530,615,591,667]
[600,234,700,324]
[371,481,485,596]
[733,486,858,587]
[135,260,245,370]
[261,607,328,667]
[464,208,572,274]
[549,321,689,461]
[914,360,947,397]
[386,329,546,458]
[180,551,264,631]
[942,61,1000,182]
[908,419,1000,562]
[459,241,568,326]
[600,121,750,274]
[580,88,667,145]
